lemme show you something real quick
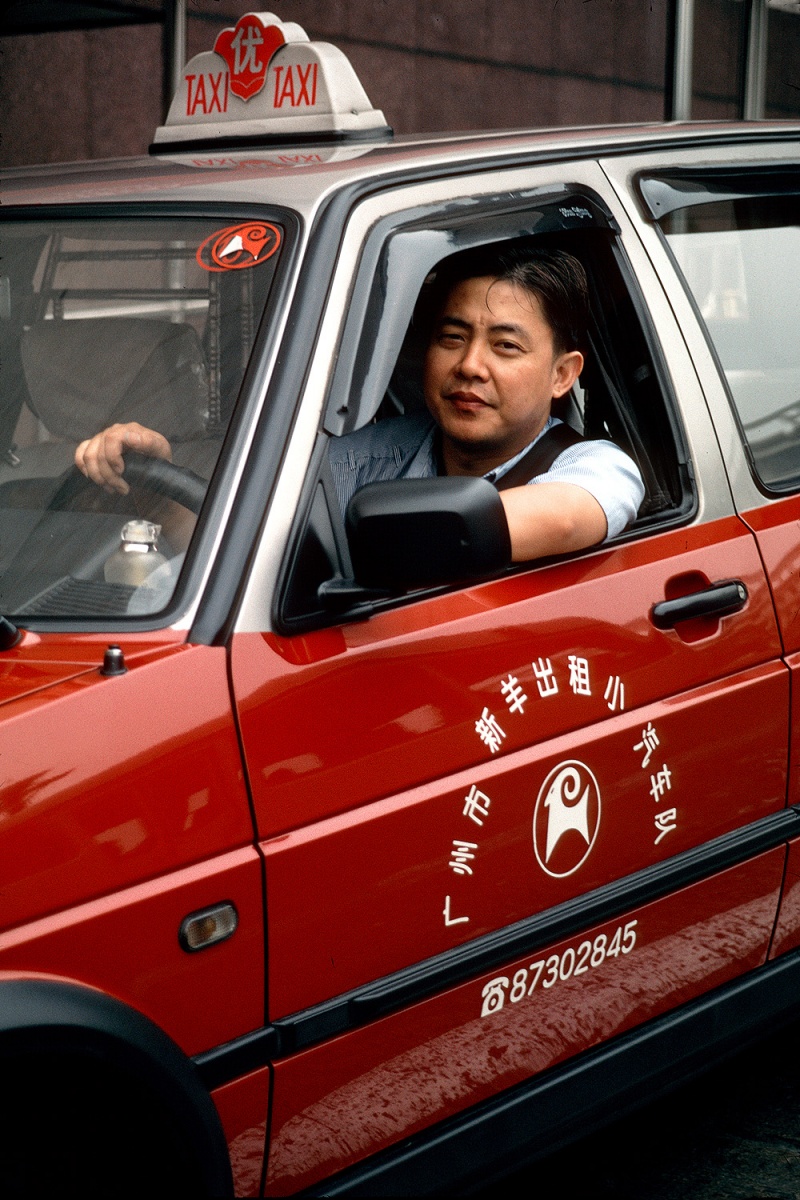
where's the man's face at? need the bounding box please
[423,275,582,472]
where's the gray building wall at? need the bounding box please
[1,0,799,169]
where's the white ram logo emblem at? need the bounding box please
[533,761,601,878]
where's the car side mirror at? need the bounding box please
[345,476,511,590]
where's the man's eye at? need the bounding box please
[496,340,522,352]
[438,331,463,345]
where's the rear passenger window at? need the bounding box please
[658,190,800,492]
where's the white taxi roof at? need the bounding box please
[4,122,799,218]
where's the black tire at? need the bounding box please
[0,1051,208,1197]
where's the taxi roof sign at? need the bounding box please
[152,11,391,149]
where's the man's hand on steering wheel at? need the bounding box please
[75,423,173,495]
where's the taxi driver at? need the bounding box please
[74,246,644,563]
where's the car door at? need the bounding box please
[228,158,789,1193]
[623,152,800,963]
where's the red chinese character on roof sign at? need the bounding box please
[214,13,285,101]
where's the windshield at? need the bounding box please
[0,213,284,620]
[660,193,800,491]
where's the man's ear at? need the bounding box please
[552,349,584,398]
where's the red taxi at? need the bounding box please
[2,11,800,1196]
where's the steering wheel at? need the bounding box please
[47,451,208,515]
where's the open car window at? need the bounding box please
[0,213,285,620]
[279,202,693,632]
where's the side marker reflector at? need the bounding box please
[179,903,238,953]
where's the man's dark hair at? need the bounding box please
[423,243,589,355]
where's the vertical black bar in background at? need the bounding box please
[663,0,677,120]
[162,0,176,123]
[740,0,770,120]
[736,0,750,119]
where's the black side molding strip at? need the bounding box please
[305,944,800,1196]
[193,1026,280,1093]
[194,805,800,1087]
[275,807,799,1050]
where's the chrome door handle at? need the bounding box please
[651,580,748,630]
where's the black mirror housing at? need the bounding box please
[346,476,512,590]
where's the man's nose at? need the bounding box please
[454,338,490,378]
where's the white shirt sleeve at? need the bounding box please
[530,438,646,540]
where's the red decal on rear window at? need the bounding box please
[196,222,281,272]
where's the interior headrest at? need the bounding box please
[20,317,209,442]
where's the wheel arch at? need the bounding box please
[0,976,233,1196]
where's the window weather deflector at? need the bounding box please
[638,167,800,221]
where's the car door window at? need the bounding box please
[279,195,693,630]
[658,191,800,492]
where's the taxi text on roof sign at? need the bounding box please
[152,10,390,148]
